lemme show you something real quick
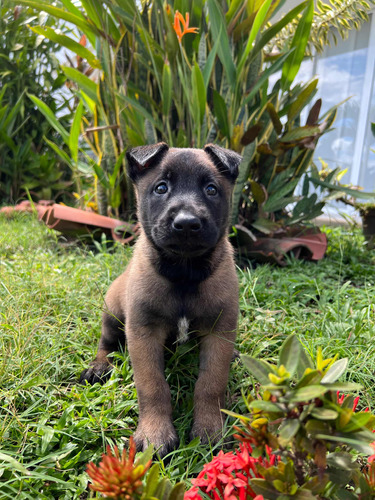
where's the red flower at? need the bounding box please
[173,11,199,43]
[86,437,151,499]
[184,442,271,500]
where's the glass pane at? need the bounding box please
[313,22,371,184]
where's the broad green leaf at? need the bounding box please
[109,150,126,188]
[28,94,69,145]
[241,355,275,385]
[288,79,318,122]
[169,482,186,500]
[250,2,308,62]
[213,90,230,140]
[251,479,280,500]
[116,93,163,132]
[321,358,348,384]
[279,419,300,445]
[244,49,294,106]
[321,382,362,391]
[69,100,84,163]
[278,334,301,376]
[295,370,322,389]
[0,452,29,474]
[18,0,98,38]
[289,385,328,403]
[308,177,375,200]
[30,26,101,69]
[237,0,273,77]
[315,435,373,455]
[202,33,221,89]
[279,126,321,143]
[207,0,236,88]
[162,61,172,117]
[144,463,160,497]
[341,412,372,433]
[231,142,256,225]
[248,400,284,413]
[62,66,98,103]
[192,62,206,125]
[281,0,314,89]
[311,407,338,420]
[44,138,72,167]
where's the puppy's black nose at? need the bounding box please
[172,211,202,233]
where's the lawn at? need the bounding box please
[1,213,375,498]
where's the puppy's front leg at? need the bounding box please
[127,325,178,457]
[191,324,236,444]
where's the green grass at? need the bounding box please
[1,213,375,498]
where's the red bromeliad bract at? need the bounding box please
[86,437,151,499]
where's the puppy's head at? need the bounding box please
[126,143,241,258]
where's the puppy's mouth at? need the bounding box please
[164,243,211,258]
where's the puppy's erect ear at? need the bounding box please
[126,142,169,182]
[204,144,242,183]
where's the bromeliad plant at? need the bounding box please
[222,335,375,499]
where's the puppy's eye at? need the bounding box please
[154,182,168,195]
[205,184,217,196]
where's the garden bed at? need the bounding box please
[1,213,375,497]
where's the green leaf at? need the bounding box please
[109,150,126,189]
[279,126,321,143]
[213,90,230,140]
[278,334,301,376]
[250,2,308,62]
[69,100,83,163]
[288,79,318,122]
[289,385,328,403]
[308,177,375,200]
[315,435,374,455]
[207,0,236,89]
[44,137,72,168]
[0,452,29,474]
[311,407,338,420]
[321,382,362,392]
[202,34,221,90]
[191,62,206,125]
[281,0,314,89]
[251,479,280,500]
[241,355,274,385]
[237,0,273,77]
[18,0,97,38]
[248,400,284,413]
[295,370,322,389]
[244,50,294,106]
[30,26,101,69]
[341,412,372,433]
[371,122,375,138]
[279,419,300,445]
[321,358,348,384]
[162,61,172,117]
[28,94,69,145]
[168,482,185,500]
[144,463,160,497]
[62,66,98,103]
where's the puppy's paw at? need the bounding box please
[79,361,112,385]
[190,416,223,445]
[134,419,179,459]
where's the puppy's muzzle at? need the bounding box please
[172,210,202,236]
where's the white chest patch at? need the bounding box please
[177,317,190,344]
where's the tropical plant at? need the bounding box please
[0,1,71,202]
[272,0,375,56]
[186,336,375,499]
[15,0,314,220]
[14,0,373,231]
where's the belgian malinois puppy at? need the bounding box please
[80,143,241,457]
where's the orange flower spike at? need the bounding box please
[86,437,151,498]
[173,10,199,43]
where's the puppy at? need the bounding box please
[80,143,241,457]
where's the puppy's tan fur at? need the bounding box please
[80,144,240,457]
